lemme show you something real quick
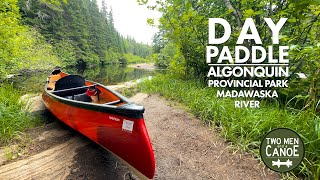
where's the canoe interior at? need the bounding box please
[47,71,125,106]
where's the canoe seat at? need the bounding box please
[52,86,97,103]
[65,95,74,100]
[104,100,121,105]
[74,93,92,102]
[47,75,62,90]
[63,93,92,102]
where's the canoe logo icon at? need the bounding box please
[272,159,292,168]
[260,128,304,172]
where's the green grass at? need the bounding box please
[0,83,42,145]
[138,74,320,179]
[118,86,141,98]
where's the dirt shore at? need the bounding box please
[128,63,155,70]
[0,93,279,179]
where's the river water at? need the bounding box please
[13,64,156,94]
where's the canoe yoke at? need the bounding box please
[52,85,122,105]
[53,85,93,96]
[53,85,95,102]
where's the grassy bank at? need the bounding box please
[138,75,319,178]
[0,84,42,145]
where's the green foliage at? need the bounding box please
[149,0,320,110]
[151,31,166,53]
[0,84,42,144]
[123,36,152,58]
[152,42,183,68]
[18,0,152,67]
[154,43,175,67]
[0,0,59,76]
[53,39,77,67]
[139,75,320,178]
[118,86,140,98]
[146,0,320,177]
[168,49,186,79]
[105,48,121,64]
[40,0,67,5]
[21,30,60,70]
[63,64,154,85]
[122,53,149,64]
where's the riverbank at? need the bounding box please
[137,74,319,179]
[128,63,155,70]
[0,84,43,145]
[1,73,317,179]
[0,93,279,179]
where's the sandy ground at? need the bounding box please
[0,93,280,179]
[128,63,155,70]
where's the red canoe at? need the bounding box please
[42,70,155,179]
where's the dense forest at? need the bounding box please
[0,0,152,76]
[141,0,319,178]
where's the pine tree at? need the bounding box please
[17,0,152,67]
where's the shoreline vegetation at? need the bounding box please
[0,66,318,178]
[1,0,152,77]
[136,74,319,179]
[0,84,42,145]
[142,0,319,178]
[128,63,155,70]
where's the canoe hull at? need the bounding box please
[42,89,155,179]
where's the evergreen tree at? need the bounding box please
[17,0,152,67]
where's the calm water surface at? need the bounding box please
[14,64,155,94]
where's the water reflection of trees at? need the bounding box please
[67,64,154,85]
[15,65,154,93]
